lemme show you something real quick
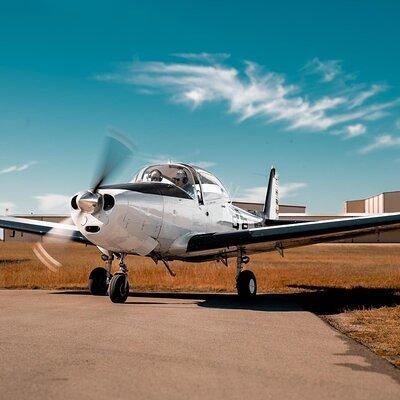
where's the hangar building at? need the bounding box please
[345,191,400,214]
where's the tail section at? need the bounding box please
[263,167,279,221]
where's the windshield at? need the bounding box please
[136,164,196,199]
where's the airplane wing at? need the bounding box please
[187,213,400,255]
[0,216,90,244]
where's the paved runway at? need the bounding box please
[0,290,399,400]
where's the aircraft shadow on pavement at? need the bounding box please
[52,290,299,311]
[286,285,400,315]
[53,287,400,313]
[134,292,301,312]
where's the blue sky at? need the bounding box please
[1,0,400,214]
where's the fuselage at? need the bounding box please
[70,163,262,260]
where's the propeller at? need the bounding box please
[33,217,73,272]
[33,128,135,272]
[92,128,135,192]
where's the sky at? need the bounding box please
[1,0,400,214]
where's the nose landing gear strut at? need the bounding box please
[109,254,130,304]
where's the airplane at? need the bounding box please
[1,133,400,304]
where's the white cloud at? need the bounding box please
[280,182,308,198]
[35,194,70,212]
[345,123,366,139]
[303,58,342,82]
[237,187,266,203]
[359,134,400,154]
[96,55,398,132]
[349,84,385,108]
[0,161,37,174]
[237,182,307,203]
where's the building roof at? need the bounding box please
[346,190,400,203]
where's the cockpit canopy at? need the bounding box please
[133,163,230,203]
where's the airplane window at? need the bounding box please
[197,169,229,202]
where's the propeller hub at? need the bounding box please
[77,191,102,214]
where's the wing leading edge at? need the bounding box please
[0,216,90,244]
[187,213,400,254]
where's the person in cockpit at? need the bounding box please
[172,169,194,197]
[149,169,163,182]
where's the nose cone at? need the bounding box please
[77,191,101,214]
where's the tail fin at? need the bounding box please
[263,167,279,221]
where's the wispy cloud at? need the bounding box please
[96,55,397,132]
[359,134,400,154]
[237,182,307,203]
[280,182,308,197]
[344,123,366,139]
[35,194,70,212]
[0,161,37,175]
[349,84,386,108]
[303,58,343,82]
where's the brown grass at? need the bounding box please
[1,242,400,291]
[327,307,400,367]
[1,241,400,367]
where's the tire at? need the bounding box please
[236,270,257,299]
[109,273,130,303]
[88,267,108,296]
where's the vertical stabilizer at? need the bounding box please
[263,167,279,221]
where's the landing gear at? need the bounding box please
[88,267,108,296]
[235,251,257,299]
[109,254,129,303]
[88,254,113,296]
[236,270,257,299]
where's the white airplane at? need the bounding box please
[1,134,400,303]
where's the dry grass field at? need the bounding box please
[1,241,399,366]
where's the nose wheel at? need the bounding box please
[109,254,129,303]
[109,273,130,303]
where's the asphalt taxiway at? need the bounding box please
[0,290,399,399]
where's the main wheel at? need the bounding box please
[236,270,257,299]
[109,273,130,303]
[88,267,108,296]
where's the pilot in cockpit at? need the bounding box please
[149,169,163,182]
[172,169,195,198]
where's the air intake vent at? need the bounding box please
[103,194,115,211]
[85,226,100,233]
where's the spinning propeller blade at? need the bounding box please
[33,129,135,271]
[32,217,74,272]
[92,128,135,192]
